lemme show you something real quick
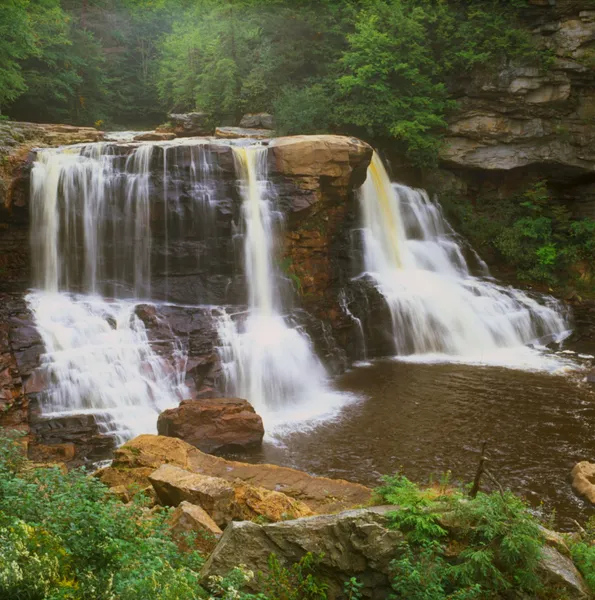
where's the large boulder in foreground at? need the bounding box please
[96,434,371,514]
[157,398,264,453]
[202,507,590,600]
[201,506,402,600]
[571,461,595,504]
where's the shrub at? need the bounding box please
[568,516,595,593]
[377,474,545,599]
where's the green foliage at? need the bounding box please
[274,84,333,136]
[443,181,595,289]
[569,516,595,593]
[378,474,545,599]
[256,553,328,600]
[344,577,364,600]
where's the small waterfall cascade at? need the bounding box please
[217,146,346,428]
[27,142,209,441]
[357,153,570,365]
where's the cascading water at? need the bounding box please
[356,153,570,368]
[217,146,348,428]
[28,142,191,442]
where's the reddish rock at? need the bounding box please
[157,398,264,453]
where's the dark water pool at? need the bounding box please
[229,359,595,529]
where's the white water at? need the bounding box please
[29,143,190,442]
[217,146,349,430]
[358,153,571,370]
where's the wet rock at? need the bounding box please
[201,506,402,600]
[163,112,213,137]
[29,413,115,466]
[149,464,236,527]
[215,127,273,140]
[239,113,275,130]
[571,461,595,504]
[157,398,264,453]
[169,501,222,554]
[99,435,372,513]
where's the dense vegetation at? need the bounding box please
[1,430,593,599]
[443,181,595,292]
[2,0,544,165]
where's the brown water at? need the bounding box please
[230,359,595,529]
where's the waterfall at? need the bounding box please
[28,143,189,442]
[217,146,348,429]
[357,153,570,367]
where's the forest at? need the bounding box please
[2,0,544,166]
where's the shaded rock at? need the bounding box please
[538,545,590,599]
[201,506,402,600]
[133,131,176,142]
[149,463,236,527]
[165,113,213,137]
[170,501,222,554]
[239,113,275,130]
[215,126,273,140]
[100,435,372,514]
[571,461,595,504]
[157,398,264,453]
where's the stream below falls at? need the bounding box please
[226,358,595,530]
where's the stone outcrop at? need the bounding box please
[96,434,372,514]
[133,131,176,141]
[160,112,213,137]
[169,501,222,554]
[215,126,273,139]
[571,461,595,504]
[239,113,275,130]
[202,506,402,600]
[148,462,313,526]
[157,398,264,453]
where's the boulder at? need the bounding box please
[149,464,236,527]
[165,113,213,137]
[201,506,403,600]
[157,398,264,453]
[232,481,312,522]
[571,461,595,504]
[215,127,273,140]
[97,435,372,514]
[169,501,222,554]
[270,135,373,188]
[133,132,176,142]
[538,545,590,599]
[239,113,275,130]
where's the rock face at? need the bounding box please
[201,506,402,600]
[239,113,275,130]
[97,434,372,514]
[157,398,264,453]
[133,131,176,141]
[163,112,213,137]
[571,461,595,504]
